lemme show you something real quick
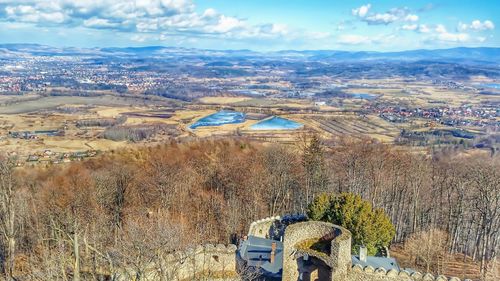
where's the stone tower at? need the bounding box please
[281,221,352,281]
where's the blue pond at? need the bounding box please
[350,93,379,100]
[189,110,245,129]
[480,83,500,89]
[250,116,303,130]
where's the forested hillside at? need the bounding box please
[0,137,498,280]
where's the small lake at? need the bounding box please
[250,116,303,130]
[350,93,379,100]
[189,110,245,129]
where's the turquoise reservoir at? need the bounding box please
[190,110,245,129]
[250,116,303,130]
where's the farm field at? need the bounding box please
[298,114,401,142]
[0,95,174,114]
[0,74,497,164]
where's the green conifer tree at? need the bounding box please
[307,192,395,255]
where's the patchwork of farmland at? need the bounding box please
[242,129,308,144]
[300,115,401,142]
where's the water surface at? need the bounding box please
[250,116,303,130]
[190,110,245,129]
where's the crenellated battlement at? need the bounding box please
[251,215,282,224]
[350,264,467,281]
[248,216,281,238]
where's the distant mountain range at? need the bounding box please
[0,43,499,65]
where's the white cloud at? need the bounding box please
[365,13,398,24]
[136,20,159,32]
[418,24,431,33]
[0,1,492,49]
[5,4,66,23]
[270,23,289,35]
[457,22,469,32]
[352,4,371,18]
[0,0,296,41]
[131,34,148,42]
[83,17,118,28]
[352,4,419,25]
[202,8,217,18]
[435,24,447,33]
[471,20,494,30]
[404,14,419,22]
[402,24,418,31]
[408,23,475,43]
[208,15,244,33]
[458,20,495,31]
[436,32,470,42]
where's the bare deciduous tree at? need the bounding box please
[405,229,449,273]
[0,158,17,280]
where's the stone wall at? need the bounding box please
[348,265,471,281]
[116,244,239,281]
[330,225,352,280]
[247,216,281,239]
[348,264,467,281]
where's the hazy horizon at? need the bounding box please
[2,42,499,54]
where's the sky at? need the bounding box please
[0,0,498,51]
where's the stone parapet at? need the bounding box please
[350,264,464,281]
